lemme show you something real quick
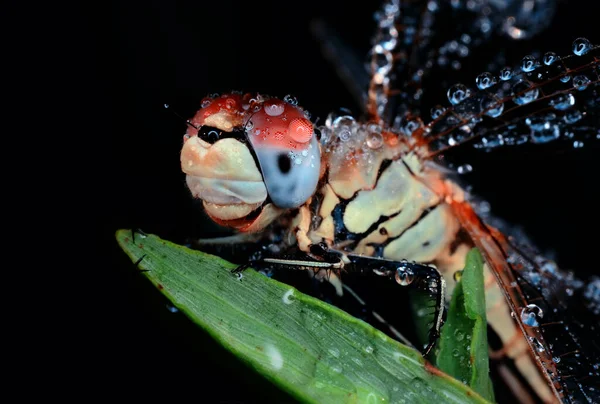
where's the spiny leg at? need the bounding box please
[341,283,417,349]
[345,254,446,356]
[234,248,417,349]
[233,243,445,356]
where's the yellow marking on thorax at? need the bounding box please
[326,135,407,199]
[292,205,313,252]
[309,184,339,244]
[343,161,413,234]
[384,204,460,263]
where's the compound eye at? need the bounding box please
[197,126,222,144]
[254,135,321,209]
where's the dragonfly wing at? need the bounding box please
[421,46,600,156]
[451,199,600,403]
[371,0,559,127]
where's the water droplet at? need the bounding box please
[372,45,393,77]
[338,127,351,142]
[331,115,356,129]
[520,304,544,327]
[564,109,583,124]
[526,113,556,131]
[521,55,538,72]
[430,105,446,119]
[529,337,546,352]
[454,329,465,341]
[283,94,298,105]
[166,303,179,313]
[328,348,340,358]
[452,348,460,357]
[531,124,560,143]
[481,96,504,117]
[447,83,471,105]
[512,80,539,105]
[365,345,374,354]
[500,67,513,81]
[366,131,383,149]
[457,164,472,174]
[395,265,415,286]
[479,134,504,149]
[475,72,497,90]
[543,52,558,66]
[265,344,284,370]
[572,37,592,56]
[573,75,591,90]
[201,99,212,108]
[573,140,584,148]
[560,75,571,83]
[453,270,463,282]
[264,102,285,116]
[541,260,558,274]
[402,118,422,136]
[553,356,561,364]
[549,93,575,110]
[282,288,294,304]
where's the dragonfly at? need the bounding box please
[175,0,599,402]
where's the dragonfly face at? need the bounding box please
[181,93,321,232]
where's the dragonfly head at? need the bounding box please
[180,93,321,232]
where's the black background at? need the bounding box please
[67,0,600,401]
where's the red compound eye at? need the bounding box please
[288,117,313,143]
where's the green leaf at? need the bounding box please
[436,248,495,402]
[116,229,491,404]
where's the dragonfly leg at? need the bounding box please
[234,245,418,348]
[238,242,445,356]
[345,254,446,356]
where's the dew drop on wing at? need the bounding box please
[531,124,560,144]
[560,75,571,83]
[447,83,471,105]
[475,72,497,90]
[572,37,592,56]
[512,80,540,105]
[549,93,576,110]
[521,55,539,72]
[543,51,558,65]
[520,304,543,327]
[572,75,591,91]
[500,66,513,81]
[564,110,583,124]
[430,105,446,119]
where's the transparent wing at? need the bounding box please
[452,200,600,403]
[368,0,559,125]
[416,45,600,156]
